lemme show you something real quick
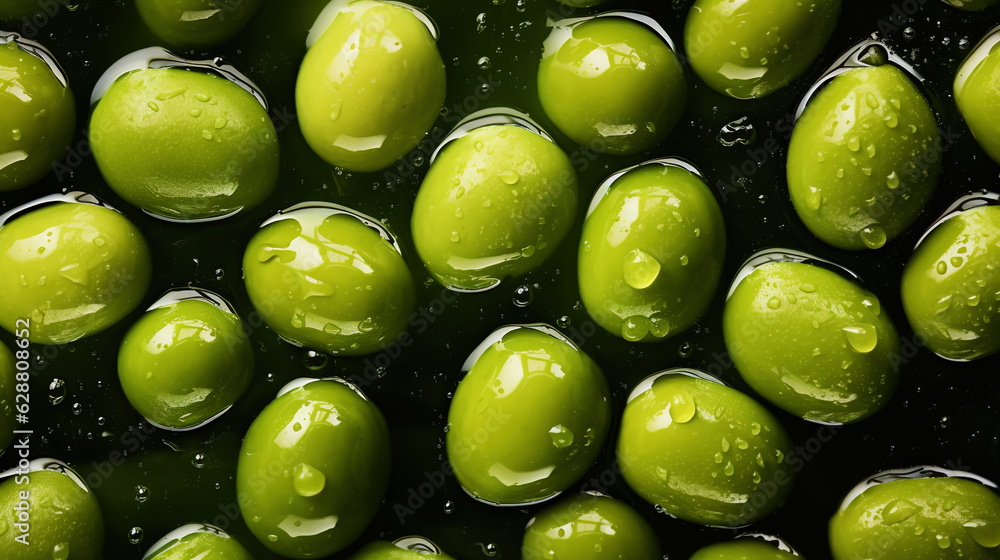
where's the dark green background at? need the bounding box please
[1,0,1000,558]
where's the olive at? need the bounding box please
[349,539,457,560]
[144,524,254,560]
[0,341,14,452]
[955,29,1000,166]
[136,0,264,48]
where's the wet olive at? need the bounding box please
[788,64,940,250]
[118,298,254,430]
[538,17,686,155]
[0,200,152,344]
[0,341,14,452]
[349,540,457,560]
[412,124,577,291]
[243,205,415,356]
[618,372,795,527]
[144,525,254,560]
[724,260,901,424]
[0,39,75,191]
[447,326,611,505]
[296,0,446,172]
[237,378,391,558]
[522,493,661,560]
[690,540,801,560]
[685,0,841,99]
[136,0,264,48]
[579,162,725,342]
[901,205,1000,361]
[955,30,1000,166]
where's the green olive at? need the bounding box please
[942,0,997,10]
[0,199,152,344]
[522,493,661,560]
[579,162,725,342]
[830,470,1000,559]
[348,539,457,560]
[556,0,608,7]
[0,341,14,452]
[447,326,611,505]
[412,124,578,291]
[296,0,446,172]
[538,17,686,155]
[237,378,391,558]
[787,63,940,250]
[118,297,254,430]
[684,0,841,99]
[690,539,800,560]
[955,31,1000,165]
[242,205,415,356]
[136,0,264,48]
[724,260,901,424]
[617,371,795,527]
[0,464,104,560]
[901,204,1000,361]
[90,66,279,221]
[0,39,75,191]
[144,525,254,560]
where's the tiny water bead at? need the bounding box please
[135,485,149,503]
[303,350,329,370]
[129,527,144,545]
[447,326,611,505]
[718,116,757,147]
[512,283,534,307]
[192,453,206,468]
[48,378,66,405]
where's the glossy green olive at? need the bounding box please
[0,467,104,560]
[0,40,75,191]
[243,207,415,355]
[830,475,1000,559]
[538,17,686,155]
[145,526,254,560]
[618,373,795,527]
[901,205,1000,361]
[349,540,457,560]
[447,327,611,505]
[90,67,279,220]
[684,0,840,99]
[237,379,391,558]
[412,125,578,291]
[0,341,14,452]
[522,493,661,560]
[0,201,152,344]
[724,261,901,424]
[118,299,254,429]
[136,0,264,48]
[579,164,725,342]
[690,540,800,560]
[788,64,940,250]
[942,0,998,10]
[296,0,446,172]
[955,32,1000,166]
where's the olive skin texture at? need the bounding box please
[118,299,254,430]
[90,68,279,221]
[690,540,800,560]
[724,261,901,424]
[136,0,264,49]
[412,125,578,291]
[955,33,1000,166]
[617,373,795,527]
[243,207,415,356]
[579,164,725,342]
[349,541,457,560]
[446,327,611,505]
[0,202,152,344]
[0,341,14,452]
[830,476,1000,559]
[237,379,391,558]
[684,0,841,99]
[0,469,104,560]
[538,17,686,155]
[296,0,446,172]
[522,494,662,560]
[0,41,76,191]
[145,529,254,560]
[901,206,1000,361]
[788,64,941,250]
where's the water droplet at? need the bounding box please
[512,284,534,307]
[11,128,21,141]
[848,137,860,151]
[521,245,536,258]
[968,294,981,307]
[201,130,213,140]
[767,296,782,310]
[751,422,761,435]
[330,101,342,121]
[49,379,66,405]
[648,313,671,338]
[965,520,1000,548]
[937,261,948,275]
[718,117,756,146]
[215,117,227,129]
[623,249,661,289]
[903,27,916,40]
[887,171,899,189]
[622,316,650,342]
[135,485,149,503]
[52,542,69,560]
[678,342,693,358]
[669,390,696,423]
[937,534,952,549]
[556,315,571,329]
[293,463,327,497]
[885,113,899,128]
[444,500,455,514]
[303,350,328,370]
[843,324,878,353]
[951,256,964,268]
[548,425,575,448]
[860,224,887,249]
[724,461,735,476]
[194,93,212,102]
[500,169,519,185]
[806,187,822,211]
[128,527,144,545]
[192,453,206,468]
[882,498,922,525]
[189,108,202,117]
[679,255,689,266]
[477,56,491,69]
